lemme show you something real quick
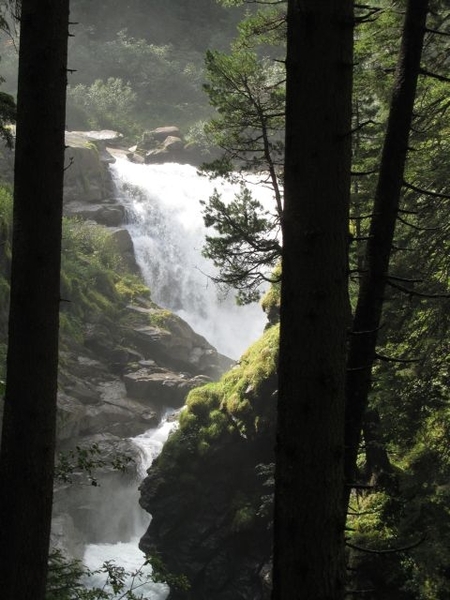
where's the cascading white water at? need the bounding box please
[82,414,177,599]
[110,159,270,359]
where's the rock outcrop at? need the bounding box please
[139,326,279,600]
[57,295,232,447]
[64,131,118,204]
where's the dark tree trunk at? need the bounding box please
[344,0,429,506]
[272,2,353,599]
[362,408,393,482]
[0,2,70,599]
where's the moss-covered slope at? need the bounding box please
[139,325,278,600]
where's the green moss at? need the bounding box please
[115,274,151,302]
[58,216,154,346]
[185,384,220,422]
[147,308,173,328]
[159,324,279,473]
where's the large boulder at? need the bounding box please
[64,133,114,203]
[142,126,181,145]
[138,327,278,600]
[64,202,125,227]
[127,306,233,377]
[57,380,161,441]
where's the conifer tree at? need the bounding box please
[273,1,353,598]
[0,1,70,598]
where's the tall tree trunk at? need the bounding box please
[0,2,70,599]
[272,2,353,599]
[344,0,429,506]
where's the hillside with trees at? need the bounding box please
[0,0,243,137]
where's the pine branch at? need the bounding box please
[351,169,378,176]
[346,536,426,555]
[375,352,421,364]
[387,280,450,298]
[349,325,384,336]
[387,275,423,283]
[349,213,376,220]
[425,26,450,37]
[403,180,450,200]
[397,215,440,231]
[419,67,450,83]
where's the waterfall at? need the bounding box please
[79,160,273,596]
[110,159,269,359]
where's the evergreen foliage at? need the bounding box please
[201,187,281,303]
[199,10,285,302]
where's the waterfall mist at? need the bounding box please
[110,159,270,359]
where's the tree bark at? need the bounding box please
[344,0,429,508]
[0,2,70,599]
[273,2,353,599]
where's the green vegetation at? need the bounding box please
[66,31,208,135]
[0,1,449,597]
[162,323,278,465]
[55,444,134,487]
[59,217,148,343]
[0,186,159,358]
[0,1,244,138]
[45,548,190,600]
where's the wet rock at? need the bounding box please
[64,143,110,203]
[64,202,125,227]
[127,307,233,377]
[124,368,207,408]
[143,126,181,144]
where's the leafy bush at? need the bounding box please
[67,78,137,134]
[46,549,174,600]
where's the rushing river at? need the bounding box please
[82,417,176,599]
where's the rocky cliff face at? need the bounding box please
[57,129,231,439]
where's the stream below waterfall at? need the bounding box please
[82,416,176,599]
